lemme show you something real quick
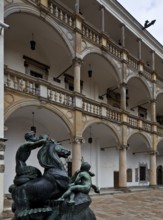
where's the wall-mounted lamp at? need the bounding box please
[88,64,93,78]
[31,112,36,133]
[88,126,93,144]
[30,33,36,50]
[99,93,107,100]
[118,40,122,46]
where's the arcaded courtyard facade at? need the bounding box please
[1,0,163,216]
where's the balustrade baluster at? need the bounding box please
[59,10,63,20]
[32,83,36,95]
[64,14,68,23]
[55,7,59,17]
[86,103,88,111]
[97,36,100,44]
[14,76,18,89]
[69,17,72,27]
[7,73,11,87]
[93,33,96,42]
[54,91,57,102]
[86,28,89,37]
[19,79,23,91]
[82,27,85,35]
[59,93,62,103]
[50,3,53,14]
[89,31,92,40]
[90,104,92,113]
[64,94,67,104]
[26,80,30,93]
[49,89,53,100]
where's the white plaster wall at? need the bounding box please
[81,75,104,102]
[82,141,119,189]
[99,148,119,188]
[4,39,66,89]
[156,156,163,166]
[127,150,149,187]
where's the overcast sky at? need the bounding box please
[117,0,163,45]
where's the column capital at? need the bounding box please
[73,57,83,65]
[150,99,157,104]
[73,136,85,144]
[137,37,142,42]
[99,4,105,10]
[149,150,157,155]
[120,82,127,88]
[118,144,129,150]
[151,50,155,54]
[120,23,126,28]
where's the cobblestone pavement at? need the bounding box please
[1,188,163,220]
[90,189,163,220]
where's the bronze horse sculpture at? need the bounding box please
[10,137,71,218]
[9,133,98,220]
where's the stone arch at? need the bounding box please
[82,118,121,145]
[156,138,163,151]
[4,98,73,135]
[127,131,151,149]
[155,90,163,99]
[4,2,75,58]
[126,75,152,99]
[81,48,121,84]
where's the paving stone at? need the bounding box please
[90,189,163,220]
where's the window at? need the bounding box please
[127,168,132,182]
[138,106,147,119]
[64,74,83,92]
[23,55,49,80]
[139,163,147,182]
[30,70,43,79]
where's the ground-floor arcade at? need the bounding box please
[2,98,163,197]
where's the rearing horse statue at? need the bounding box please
[10,137,71,218]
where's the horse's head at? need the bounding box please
[54,142,71,158]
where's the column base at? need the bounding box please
[149,185,158,189]
[118,187,131,193]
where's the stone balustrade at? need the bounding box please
[48,0,74,28]
[5,67,162,135]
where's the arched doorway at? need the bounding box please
[157,165,163,185]
[127,133,151,187]
[156,140,163,185]
[82,123,119,189]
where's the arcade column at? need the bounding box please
[72,136,84,175]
